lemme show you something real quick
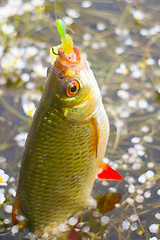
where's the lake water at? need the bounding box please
[0,0,160,239]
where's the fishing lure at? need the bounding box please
[12,19,122,233]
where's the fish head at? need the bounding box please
[47,47,102,122]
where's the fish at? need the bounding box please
[12,23,122,233]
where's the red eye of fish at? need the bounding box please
[66,80,80,97]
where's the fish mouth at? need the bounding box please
[58,47,81,64]
[56,47,86,71]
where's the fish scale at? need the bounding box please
[16,104,107,232]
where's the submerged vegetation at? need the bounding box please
[0,0,160,239]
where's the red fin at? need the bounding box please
[12,196,20,225]
[92,115,99,157]
[68,217,81,240]
[68,228,80,240]
[12,196,26,231]
[97,163,122,181]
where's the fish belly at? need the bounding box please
[16,103,109,232]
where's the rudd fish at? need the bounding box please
[12,19,122,233]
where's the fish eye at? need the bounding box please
[66,80,80,97]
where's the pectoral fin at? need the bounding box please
[97,162,122,181]
[92,115,99,157]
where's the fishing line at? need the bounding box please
[54,0,58,22]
